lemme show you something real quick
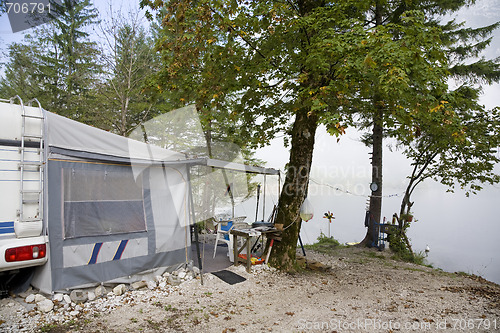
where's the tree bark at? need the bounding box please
[268,107,318,270]
[361,103,383,247]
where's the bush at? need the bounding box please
[303,232,344,254]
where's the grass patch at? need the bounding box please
[303,233,345,255]
[40,324,60,332]
[40,321,80,333]
[403,266,427,273]
[391,250,432,268]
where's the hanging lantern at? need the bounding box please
[300,197,314,222]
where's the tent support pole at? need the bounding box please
[262,174,266,222]
[187,167,204,285]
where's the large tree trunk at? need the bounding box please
[361,104,383,247]
[268,107,318,270]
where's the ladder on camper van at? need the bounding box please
[11,96,44,235]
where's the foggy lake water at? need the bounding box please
[298,185,500,285]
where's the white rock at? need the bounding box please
[95,285,107,298]
[53,294,64,302]
[63,295,71,304]
[70,289,88,303]
[159,282,167,289]
[25,294,35,303]
[34,294,47,303]
[147,280,157,290]
[113,284,126,296]
[178,271,187,279]
[162,272,171,278]
[69,310,79,317]
[131,280,147,290]
[38,299,54,313]
[87,291,96,301]
[52,314,63,322]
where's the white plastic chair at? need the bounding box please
[213,216,247,262]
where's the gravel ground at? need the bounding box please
[1,245,499,333]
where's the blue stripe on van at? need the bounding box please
[0,221,15,234]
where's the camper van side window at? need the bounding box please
[62,166,146,239]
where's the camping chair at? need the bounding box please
[213,216,247,262]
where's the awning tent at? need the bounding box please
[29,110,277,293]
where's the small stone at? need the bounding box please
[167,275,181,286]
[38,299,54,313]
[87,292,96,301]
[18,287,33,298]
[147,280,157,290]
[159,281,167,289]
[70,290,88,304]
[131,280,147,290]
[63,295,71,304]
[113,284,126,296]
[69,310,79,317]
[187,262,194,271]
[178,271,187,279]
[34,294,47,303]
[53,294,64,302]
[25,294,35,303]
[95,285,107,298]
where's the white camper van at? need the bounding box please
[0,97,48,296]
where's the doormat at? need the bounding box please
[211,270,246,285]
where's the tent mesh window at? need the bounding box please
[62,166,146,239]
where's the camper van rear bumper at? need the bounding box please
[0,235,48,273]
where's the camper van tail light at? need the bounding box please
[5,244,46,262]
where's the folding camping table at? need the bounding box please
[230,227,281,272]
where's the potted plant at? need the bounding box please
[400,213,414,223]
